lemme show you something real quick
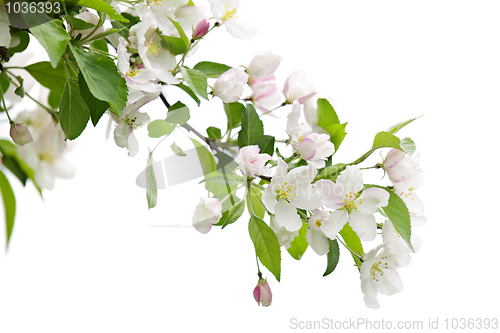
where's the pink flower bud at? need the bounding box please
[10,123,33,146]
[253,277,272,307]
[193,19,210,39]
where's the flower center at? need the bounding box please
[126,115,141,129]
[343,192,361,213]
[370,256,389,282]
[315,220,322,227]
[275,182,296,203]
[221,4,237,21]
[147,40,160,56]
[147,0,163,6]
[126,68,140,78]
[39,149,57,164]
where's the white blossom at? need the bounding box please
[192,198,222,234]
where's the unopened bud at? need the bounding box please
[253,277,272,307]
[10,122,33,146]
[193,19,210,39]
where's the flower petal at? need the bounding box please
[357,187,390,215]
[306,229,330,256]
[274,200,302,232]
[348,212,377,241]
[321,209,348,239]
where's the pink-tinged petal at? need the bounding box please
[274,200,302,232]
[193,19,210,39]
[357,187,390,215]
[348,212,377,241]
[383,149,405,169]
[336,165,364,197]
[286,103,301,135]
[297,137,317,160]
[321,209,348,239]
[306,229,330,256]
[314,180,345,209]
[376,269,403,296]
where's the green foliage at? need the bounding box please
[180,67,208,100]
[25,61,66,107]
[146,152,157,209]
[65,16,95,31]
[76,0,129,22]
[339,224,364,269]
[365,184,414,252]
[317,98,347,151]
[30,20,70,68]
[315,163,346,182]
[387,116,422,134]
[323,239,340,277]
[207,127,222,140]
[0,140,41,194]
[248,216,281,282]
[247,187,266,219]
[148,120,174,138]
[170,142,186,156]
[351,131,417,165]
[287,222,308,260]
[214,200,245,228]
[174,82,201,106]
[70,43,128,116]
[0,171,16,249]
[78,72,109,126]
[59,77,90,140]
[193,61,232,78]
[238,104,275,155]
[160,16,189,55]
[8,28,30,55]
[165,102,190,125]
[224,102,244,129]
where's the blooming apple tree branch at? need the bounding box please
[0,0,426,308]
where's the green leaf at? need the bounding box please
[170,142,187,156]
[351,131,417,165]
[83,28,123,43]
[160,35,189,55]
[207,126,222,140]
[69,43,128,115]
[90,39,109,53]
[317,98,347,151]
[146,152,157,209]
[287,222,308,260]
[48,90,62,109]
[30,20,70,68]
[365,184,413,252]
[25,61,66,94]
[200,174,244,186]
[147,120,174,138]
[0,72,10,94]
[65,16,95,31]
[387,116,422,134]
[0,140,42,195]
[323,239,340,277]
[190,138,216,176]
[339,223,364,269]
[8,29,30,55]
[315,163,346,182]
[224,102,244,129]
[193,61,232,78]
[248,216,281,282]
[13,76,24,98]
[165,104,190,125]
[166,15,189,45]
[59,77,90,140]
[0,170,16,249]
[247,187,266,219]
[76,0,129,22]
[175,82,200,106]
[238,104,265,148]
[78,72,109,126]
[180,66,208,100]
[258,135,275,156]
[214,200,245,228]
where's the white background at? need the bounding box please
[1,0,500,332]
